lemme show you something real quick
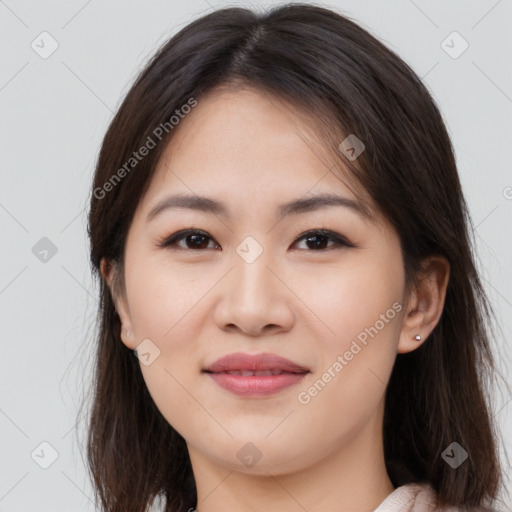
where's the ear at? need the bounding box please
[398,255,450,354]
[100,257,137,350]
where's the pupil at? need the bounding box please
[189,235,207,249]
[308,234,327,249]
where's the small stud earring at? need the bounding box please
[414,334,422,341]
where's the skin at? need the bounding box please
[101,87,450,512]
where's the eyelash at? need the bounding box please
[156,228,354,252]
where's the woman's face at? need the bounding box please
[110,87,413,476]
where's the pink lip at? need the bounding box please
[203,352,310,397]
[203,352,309,373]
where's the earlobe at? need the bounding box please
[120,325,137,350]
[398,255,450,354]
[100,257,111,286]
[100,257,137,350]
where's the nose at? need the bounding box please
[212,243,295,337]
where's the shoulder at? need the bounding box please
[373,482,504,512]
[410,483,504,512]
[373,482,436,511]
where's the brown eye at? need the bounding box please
[159,229,220,250]
[293,230,352,251]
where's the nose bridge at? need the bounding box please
[221,232,289,324]
[232,234,276,299]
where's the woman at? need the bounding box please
[85,3,509,511]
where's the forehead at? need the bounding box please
[137,87,378,224]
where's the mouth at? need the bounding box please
[202,351,310,374]
[202,352,310,397]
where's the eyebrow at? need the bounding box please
[146,192,374,224]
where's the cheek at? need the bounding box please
[298,254,403,413]
[303,253,404,346]
[294,270,402,447]
[125,263,205,435]
[138,358,205,443]
[126,258,203,340]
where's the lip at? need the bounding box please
[203,352,310,373]
[202,352,310,397]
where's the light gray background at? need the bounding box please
[0,0,511,510]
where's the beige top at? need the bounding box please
[373,482,468,511]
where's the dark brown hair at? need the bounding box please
[83,3,510,511]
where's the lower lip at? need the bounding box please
[205,371,308,397]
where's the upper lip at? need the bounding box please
[203,352,310,373]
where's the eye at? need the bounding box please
[157,228,353,252]
[293,229,353,251]
[158,229,220,251]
